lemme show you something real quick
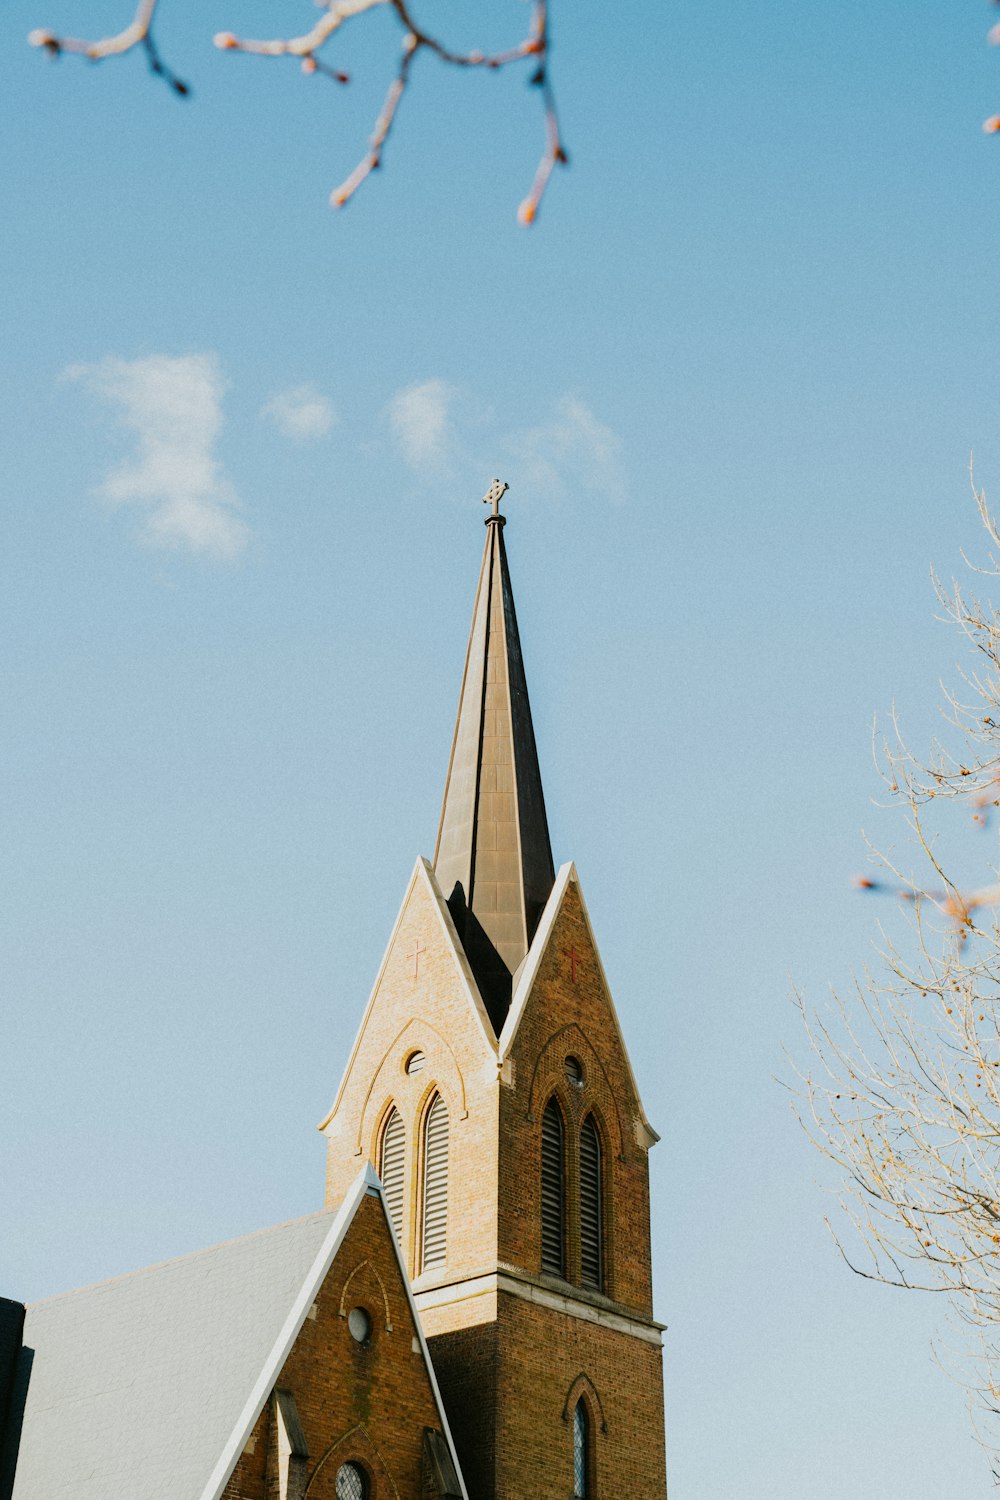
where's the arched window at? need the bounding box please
[379,1106,405,1246]
[580,1114,603,1292]
[335,1461,369,1500]
[541,1097,566,1276]
[421,1092,449,1270]
[573,1398,590,1497]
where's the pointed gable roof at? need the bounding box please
[498,862,659,1149]
[434,486,555,1030]
[318,856,497,1135]
[9,1166,468,1500]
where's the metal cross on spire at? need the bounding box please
[482,478,509,520]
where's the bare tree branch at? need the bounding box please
[798,481,1000,1475]
[27,0,566,218]
[28,0,189,94]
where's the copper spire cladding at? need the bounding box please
[433,482,555,1032]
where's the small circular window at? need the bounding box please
[564,1055,584,1087]
[405,1050,426,1075]
[336,1461,368,1500]
[347,1306,372,1344]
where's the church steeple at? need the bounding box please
[433,480,555,1031]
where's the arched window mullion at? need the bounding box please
[421,1091,449,1271]
[379,1106,405,1247]
[580,1114,603,1292]
[541,1096,566,1276]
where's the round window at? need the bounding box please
[564,1055,584,1087]
[347,1306,372,1344]
[335,1462,368,1500]
[405,1050,426,1075]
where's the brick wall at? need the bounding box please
[222,1192,452,1500]
[499,879,655,1316]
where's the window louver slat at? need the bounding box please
[580,1115,603,1291]
[422,1093,449,1270]
[380,1107,405,1246]
[541,1098,565,1276]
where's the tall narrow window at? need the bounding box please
[573,1399,590,1498]
[421,1092,449,1270]
[541,1097,566,1276]
[580,1115,603,1292]
[379,1106,405,1246]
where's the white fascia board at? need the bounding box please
[369,1167,472,1500]
[318,857,496,1134]
[203,1164,376,1500]
[498,861,659,1144]
[497,861,575,1057]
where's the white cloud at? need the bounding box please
[261,384,336,440]
[387,382,625,506]
[389,379,457,474]
[507,395,626,504]
[65,353,248,558]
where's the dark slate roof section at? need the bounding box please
[433,505,555,1032]
[424,1426,463,1498]
[0,1299,25,1500]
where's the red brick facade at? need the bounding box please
[222,1192,454,1500]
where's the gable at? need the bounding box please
[321,858,496,1139]
[499,863,657,1148]
[321,860,501,1271]
[9,1167,466,1500]
[226,1181,466,1500]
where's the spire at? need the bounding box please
[434,481,555,1032]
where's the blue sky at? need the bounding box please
[5,1,1000,1495]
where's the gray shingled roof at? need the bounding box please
[11,1207,337,1500]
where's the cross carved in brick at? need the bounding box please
[564,946,581,984]
[407,940,426,980]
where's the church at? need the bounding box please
[0,482,668,1500]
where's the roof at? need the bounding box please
[11,1208,335,1500]
[8,1166,468,1500]
[433,495,555,1031]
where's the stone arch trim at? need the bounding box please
[526,1022,625,1159]
[561,1372,609,1435]
[413,1076,448,1133]
[337,1258,393,1331]
[354,1017,468,1156]
[304,1421,401,1498]
[374,1095,402,1152]
[372,1096,405,1183]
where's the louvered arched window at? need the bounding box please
[541,1097,566,1276]
[421,1092,449,1271]
[573,1398,590,1497]
[379,1106,405,1246]
[580,1114,604,1292]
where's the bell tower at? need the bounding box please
[321,485,667,1499]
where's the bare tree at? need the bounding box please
[26,0,566,221]
[797,473,1000,1475]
